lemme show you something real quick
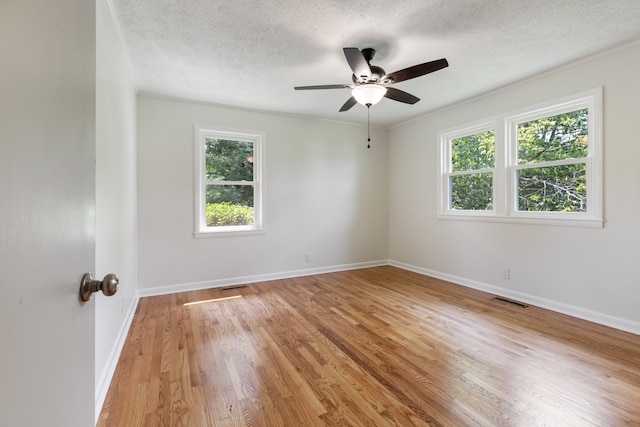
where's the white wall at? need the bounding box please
[137,96,388,291]
[95,0,138,418]
[389,41,640,332]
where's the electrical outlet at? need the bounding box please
[304,253,311,262]
[502,267,511,280]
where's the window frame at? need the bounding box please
[194,124,266,238]
[438,87,603,228]
[439,121,497,217]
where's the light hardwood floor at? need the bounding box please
[98,266,640,426]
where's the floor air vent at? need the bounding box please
[222,285,248,291]
[493,296,529,308]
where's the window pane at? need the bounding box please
[517,164,586,212]
[205,138,254,181]
[206,184,254,226]
[518,109,588,164]
[450,173,493,210]
[451,131,495,172]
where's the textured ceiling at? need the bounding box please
[112,0,640,127]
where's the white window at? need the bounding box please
[194,125,265,237]
[438,88,602,227]
[441,124,496,214]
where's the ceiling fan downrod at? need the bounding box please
[367,104,371,149]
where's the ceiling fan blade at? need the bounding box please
[384,58,448,84]
[343,47,371,80]
[294,84,352,90]
[339,96,357,112]
[384,87,420,104]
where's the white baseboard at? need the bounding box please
[95,293,140,424]
[389,260,640,336]
[137,260,389,297]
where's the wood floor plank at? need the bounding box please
[98,266,640,426]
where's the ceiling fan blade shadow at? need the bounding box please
[343,47,371,80]
[384,87,420,104]
[339,96,357,112]
[294,84,352,90]
[384,58,448,83]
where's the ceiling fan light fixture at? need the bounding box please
[352,84,387,106]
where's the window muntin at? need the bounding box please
[439,88,602,227]
[195,126,265,237]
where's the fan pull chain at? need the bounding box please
[367,105,371,149]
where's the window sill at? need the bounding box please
[437,214,603,228]
[194,227,267,239]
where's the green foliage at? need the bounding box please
[206,184,254,206]
[451,131,495,172]
[451,109,589,212]
[451,173,493,210]
[205,138,255,211]
[205,138,254,181]
[518,164,586,212]
[206,202,254,227]
[517,109,588,212]
[518,109,588,164]
[450,131,495,210]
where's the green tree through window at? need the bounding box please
[205,138,255,226]
[450,130,495,210]
[195,126,265,236]
[439,88,602,226]
[516,109,588,212]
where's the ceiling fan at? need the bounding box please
[294,47,449,112]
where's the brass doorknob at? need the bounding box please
[79,272,119,302]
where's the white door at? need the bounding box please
[0,1,97,425]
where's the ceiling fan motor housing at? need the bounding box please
[351,48,387,84]
[352,66,386,84]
